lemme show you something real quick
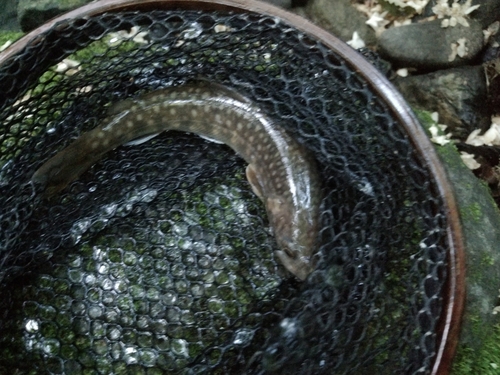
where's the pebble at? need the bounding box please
[470,0,500,28]
[378,18,484,70]
[18,0,91,31]
[299,0,377,46]
[393,65,490,139]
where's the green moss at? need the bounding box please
[413,109,434,127]
[0,31,24,46]
[452,324,500,374]
[481,253,495,267]
[67,35,142,63]
[460,202,482,223]
[18,0,91,31]
[379,0,419,16]
[415,109,500,372]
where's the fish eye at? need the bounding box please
[283,246,296,259]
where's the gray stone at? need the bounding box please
[471,0,500,28]
[0,0,21,31]
[418,111,500,359]
[394,66,490,140]
[301,0,377,46]
[378,19,484,70]
[18,0,92,32]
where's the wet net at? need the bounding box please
[0,8,449,375]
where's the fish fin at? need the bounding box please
[245,164,264,200]
[274,250,311,280]
[189,79,253,106]
[124,132,161,146]
[198,134,224,144]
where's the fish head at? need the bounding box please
[265,196,318,280]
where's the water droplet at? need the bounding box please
[42,338,60,355]
[101,278,113,290]
[162,291,177,305]
[70,218,92,244]
[107,326,121,340]
[114,280,128,293]
[172,222,189,236]
[141,189,158,203]
[88,305,103,319]
[190,283,205,297]
[233,328,254,346]
[103,203,118,216]
[171,339,189,357]
[181,23,203,39]
[280,318,301,339]
[207,297,224,313]
[140,348,158,366]
[123,346,139,364]
[24,319,39,333]
[97,263,109,275]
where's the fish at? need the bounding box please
[31,81,321,280]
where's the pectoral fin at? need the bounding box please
[246,164,264,200]
[124,132,161,146]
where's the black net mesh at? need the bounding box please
[0,9,449,375]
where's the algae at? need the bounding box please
[415,109,500,372]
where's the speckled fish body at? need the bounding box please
[32,82,321,280]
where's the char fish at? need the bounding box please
[32,82,321,280]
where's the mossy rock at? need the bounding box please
[416,110,500,373]
[0,31,24,47]
[18,0,92,32]
[0,0,21,31]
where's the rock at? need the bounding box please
[471,0,500,28]
[301,0,377,46]
[18,0,92,32]
[358,48,392,76]
[418,111,500,365]
[417,111,500,367]
[413,0,486,20]
[0,0,21,31]
[481,41,500,64]
[455,142,500,206]
[484,57,500,115]
[394,65,490,139]
[378,19,484,70]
